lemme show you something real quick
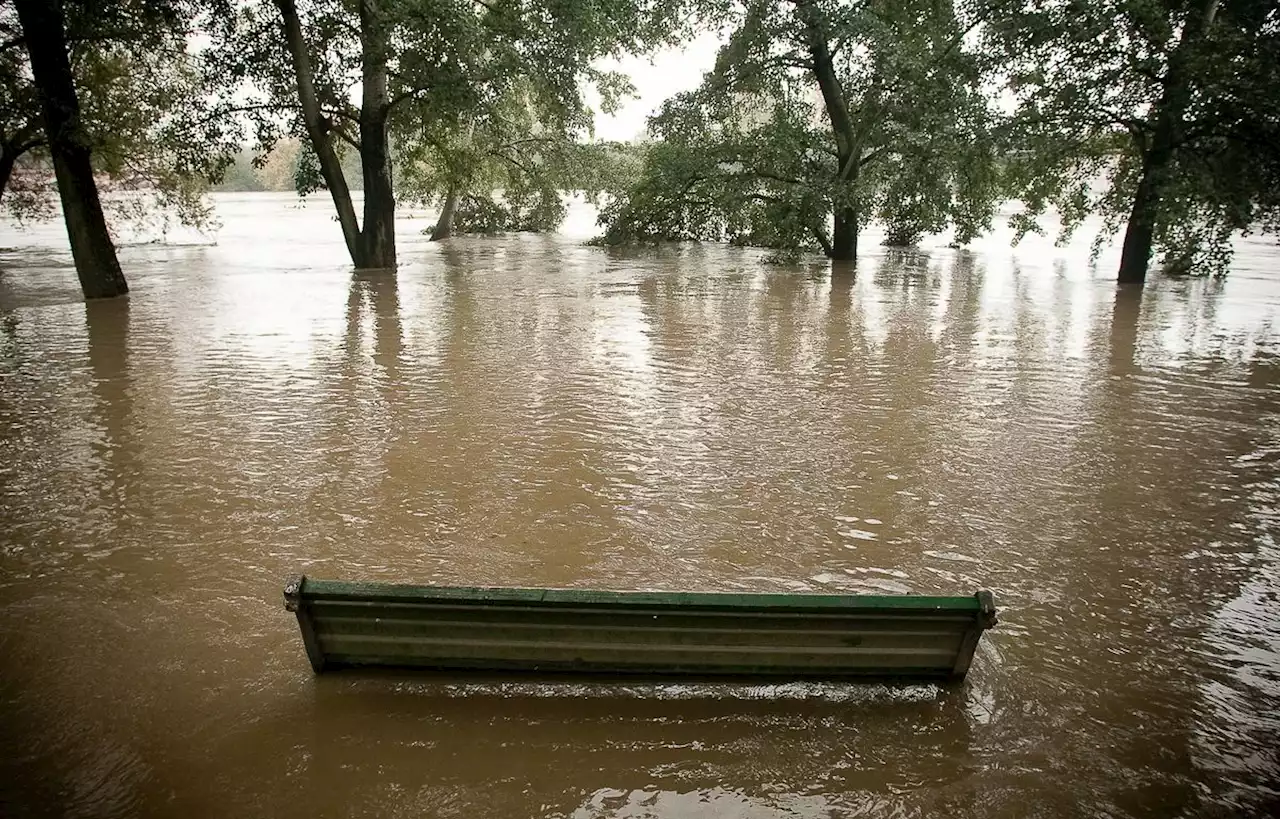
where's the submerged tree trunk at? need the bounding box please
[357,0,395,268]
[14,0,127,299]
[276,0,366,267]
[831,204,858,261]
[1118,72,1185,283]
[1117,159,1166,284]
[1117,0,1221,284]
[800,0,861,264]
[430,186,459,241]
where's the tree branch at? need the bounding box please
[725,168,806,186]
[194,101,358,127]
[331,126,359,150]
[811,224,833,256]
[1094,107,1148,140]
[487,149,532,174]
[739,192,785,204]
[388,85,433,109]
[860,142,897,167]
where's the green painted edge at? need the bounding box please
[320,656,960,679]
[296,577,990,614]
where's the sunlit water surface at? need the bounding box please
[1,193,1278,817]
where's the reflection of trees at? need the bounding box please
[340,268,404,385]
[307,271,405,570]
[1189,352,1280,814]
[991,282,1280,812]
[825,254,931,563]
[396,243,634,586]
[84,298,134,526]
[630,260,734,580]
[1108,285,1143,373]
[871,247,933,288]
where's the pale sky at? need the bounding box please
[591,32,723,141]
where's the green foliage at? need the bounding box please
[399,80,648,236]
[450,188,565,234]
[1,0,240,229]
[293,139,326,197]
[212,0,693,220]
[991,0,1280,276]
[599,0,1011,260]
[386,0,689,236]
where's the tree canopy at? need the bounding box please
[1,0,237,231]
[990,0,1280,280]
[5,0,1278,295]
[598,0,1010,262]
[210,0,695,265]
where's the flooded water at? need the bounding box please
[1,193,1279,817]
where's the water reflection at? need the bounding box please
[84,299,137,557]
[0,197,1278,817]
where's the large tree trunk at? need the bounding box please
[13,0,127,299]
[430,186,459,241]
[275,0,366,267]
[799,0,861,264]
[831,204,858,261]
[1117,0,1221,284]
[357,0,395,268]
[1117,161,1166,284]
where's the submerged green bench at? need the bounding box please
[284,576,997,680]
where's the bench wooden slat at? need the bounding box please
[284,576,998,681]
[311,617,968,652]
[305,601,981,629]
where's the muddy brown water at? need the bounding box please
[1,194,1278,817]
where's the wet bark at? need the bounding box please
[0,146,15,204]
[430,186,459,241]
[1117,158,1166,284]
[831,204,858,262]
[357,0,395,268]
[276,0,365,267]
[0,127,41,204]
[799,0,860,263]
[13,0,127,299]
[1117,0,1221,284]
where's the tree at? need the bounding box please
[4,0,243,297]
[992,0,1280,282]
[3,1,239,219]
[398,79,642,240]
[215,0,692,268]
[599,0,1008,263]
[11,0,126,298]
[0,3,39,205]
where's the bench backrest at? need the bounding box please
[284,577,997,680]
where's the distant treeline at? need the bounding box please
[6,0,1276,300]
[215,140,364,193]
